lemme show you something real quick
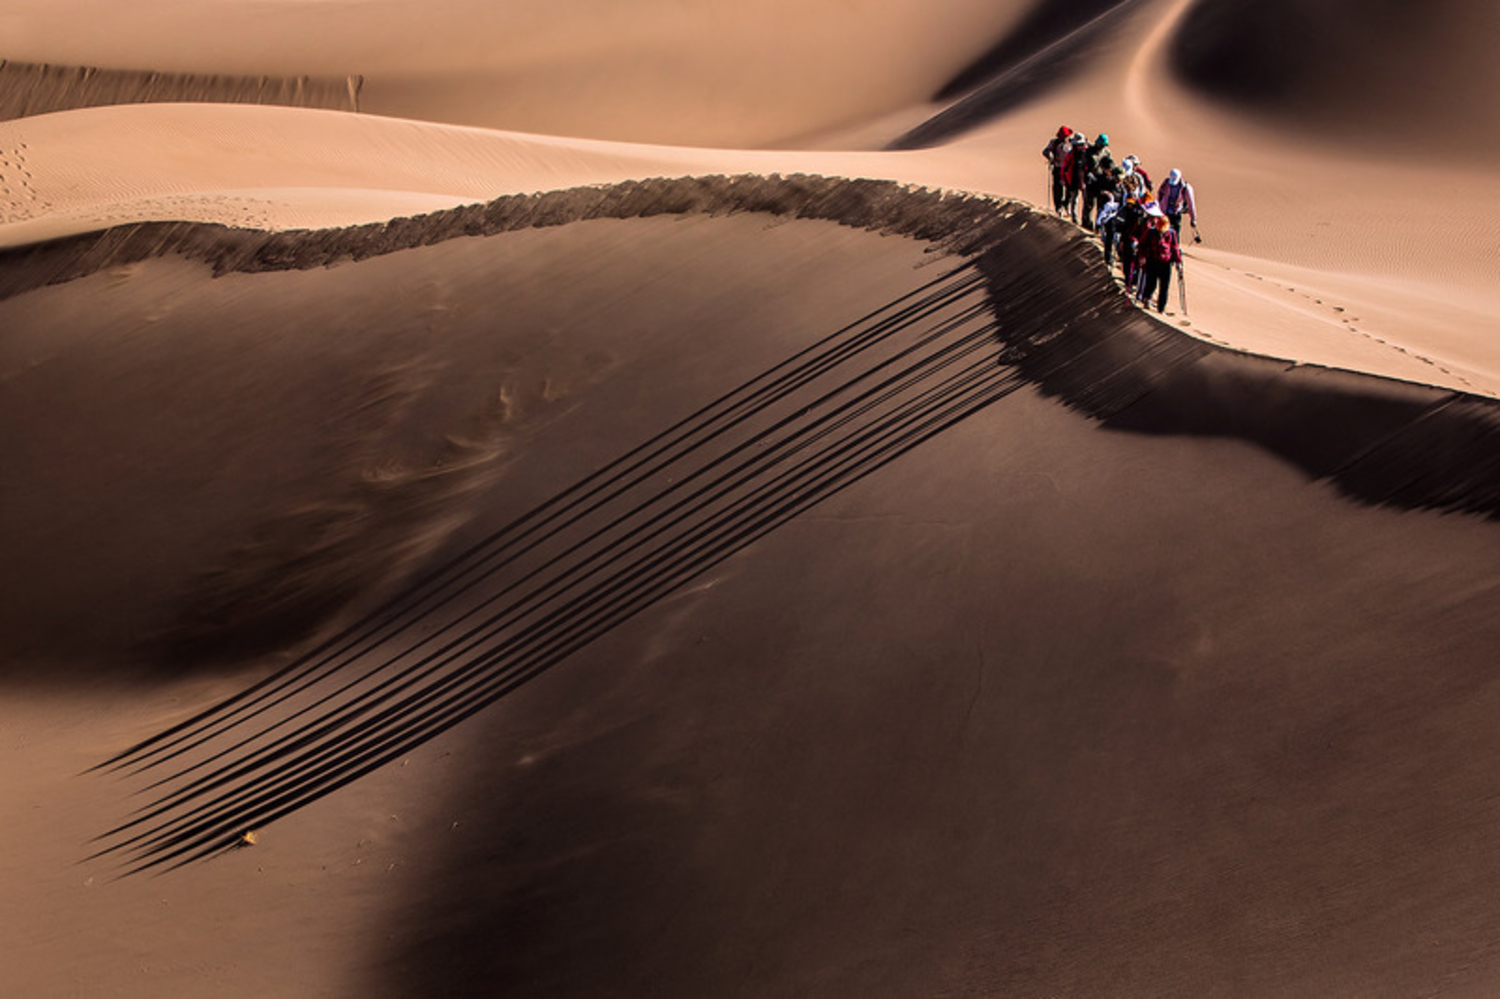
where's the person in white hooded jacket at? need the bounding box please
[1156,168,1198,237]
[1118,155,1147,204]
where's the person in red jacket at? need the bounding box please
[1138,213,1182,314]
[1060,131,1088,221]
[1041,126,1073,215]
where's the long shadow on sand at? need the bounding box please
[89,261,1019,873]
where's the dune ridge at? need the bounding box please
[7,173,1499,529]
[0,59,361,121]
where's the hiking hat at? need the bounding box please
[1096,133,1109,145]
[1057,126,1073,138]
[1070,132,1087,144]
[1145,202,1165,217]
[1168,168,1183,183]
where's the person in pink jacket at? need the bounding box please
[1156,168,1198,237]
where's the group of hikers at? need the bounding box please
[1042,125,1200,315]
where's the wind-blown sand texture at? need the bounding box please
[5,1,1500,996]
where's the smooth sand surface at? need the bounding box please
[5,1,1500,995]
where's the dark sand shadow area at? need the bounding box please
[371,371,1500,996]
[1169,0,1500,153]
[935,0,1133,102]
[1,205,971,996]
[0,205,940,685]
[887,0,1147,150]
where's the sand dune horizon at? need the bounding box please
[5,2,1500,996]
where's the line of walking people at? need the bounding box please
[1042,125,1201,315]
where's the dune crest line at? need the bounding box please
[0,59,361,121]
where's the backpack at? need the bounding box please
[1149,227,1179,263]
[1158,179,1187,214]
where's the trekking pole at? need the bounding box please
[1176,260,1188,315]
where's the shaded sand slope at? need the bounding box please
[1,211,955,997]
[1,182,1495,995]
[1169,0,1500,153]
[888,0,1150,150]
[372,362,1500,997]
[934,0,1133,101]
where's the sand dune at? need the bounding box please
[0,58,360,121]
[5,1,1500,996]
[1169,0,1500,151]
[1,0,1020,145]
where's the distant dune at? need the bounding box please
[0,59,361,121]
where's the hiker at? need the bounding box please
[1042,126,1073,215]
[1095,192,1121,268]
[1138,213,1183,314]
[1099,165,1126,257]
[1115,196,1147,292]
[1061,132,1089,221]
[1156,168,1198,236]
[1118,155,1147,205]
[1086,144,1122,231]
[1131,156,1153,191]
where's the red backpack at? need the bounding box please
[1149,226,1179,263]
